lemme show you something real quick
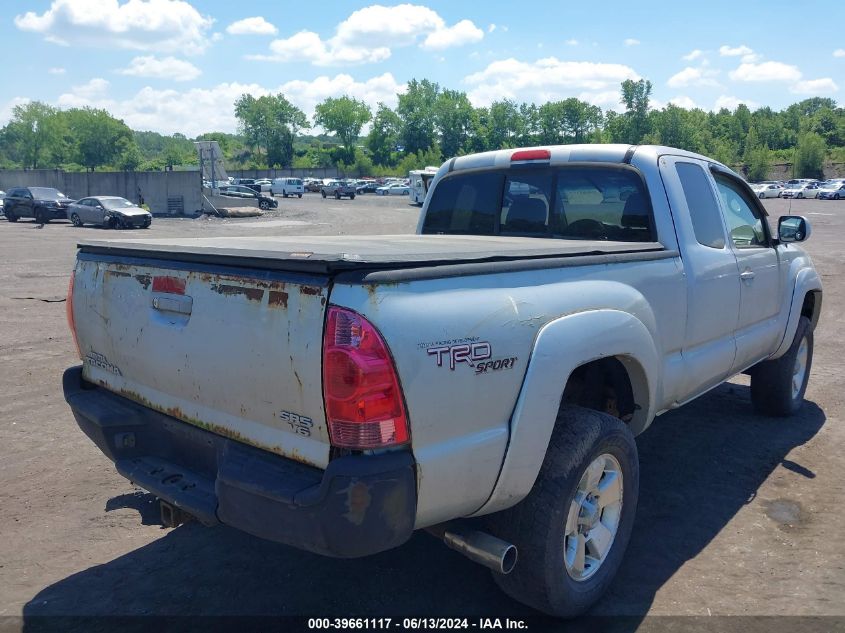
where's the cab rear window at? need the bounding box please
[422,166,655,242]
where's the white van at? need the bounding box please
[271,178,304,198]
[408,167,439,205]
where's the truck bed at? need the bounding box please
[78,234,666,274]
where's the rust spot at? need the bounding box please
[211,284,265,302]
[268,290,289,309]
[134,273,152,289]
[105,270,132,279]
[299,286,322,296]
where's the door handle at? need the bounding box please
[740,270,756,281]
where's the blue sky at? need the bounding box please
[4,0,844,136]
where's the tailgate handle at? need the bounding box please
[152,294,193,315]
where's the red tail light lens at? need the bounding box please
[511,149,551,162]
[66,270,81,359]
[322,307,409,449]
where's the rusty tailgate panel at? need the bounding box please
[73,258,331,469]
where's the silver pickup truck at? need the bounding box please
[63,144,822,617]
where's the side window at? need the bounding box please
[713,175,767,248]
[422,172,502,234]
[675,162,726,249]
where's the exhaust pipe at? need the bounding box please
[429,525,518,574]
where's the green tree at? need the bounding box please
[397,78,440,154]
[620,79,652,143]
[366,103,402,166]
[793,132,826,179]
[434,89,475,158]
[3,101,62,168]
[234,93,309,168]
[314,96,371,164]
[63,107,133,171]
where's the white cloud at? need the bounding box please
[741,53,761,63]
[464,57,639,107]
[834,49,845,58]
[668,95,697,109]
[624,38,640,46]
[578,90,623,111]
[48,67,66,74]
[423,19,483,50]
[488,23,496,33]
[565,39,578,46]
[729,61,802,82]
[682,49,703,61]
[719,44,753,57]
[667,66,720,88]
[714,95,759,111]
[226,16,277,36]
[14,0,214,56]
[51,73,405,136]
[117,55,201,81]
[790,78,839,94]
[253,4,484,65]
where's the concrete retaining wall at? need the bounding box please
[0,169,203,216]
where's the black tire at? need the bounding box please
[758,192,765,199]
[5,209,17,222]
[487,405,639,618]
[35,208,49,224]
[750,315,813,417]
[835,194,840,200]
[298,193,302,198]
[797,192,803,199]
[70,213,83,227]
[350,194,356,200]
[321,190,327,198]
[259,200,270,210]
[335,191,341,199]
[283,192,288,198]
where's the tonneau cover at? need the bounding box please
[79,234,665,274]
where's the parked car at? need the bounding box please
[356,181,380,194]
[272,178,304,198]
[219,185,278,210]
[320,180,356,199]
[304,179,323,193]
[0,190,5,216]
[68,196,152,229]
[2,186,75,223]
[817,183,845,200]
[376,183,410,196]
[752,183,783,198]
[780,183,820,199]
[64,144,821,618]
[254,179,273,192]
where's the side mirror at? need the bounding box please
[778,215,811,243]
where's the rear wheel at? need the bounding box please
[282,192,288,198]
[350,194,356,200]
[298,193,302,198]
[835,194,841,200]
[488,406,638,617]
[5,209,17,222]
[797,192,803,199]
[34,208,49,224]
[321,190,327,198]
[750,316,813,417]
[70,213,83,227]
[335,191,341,200]
[758,192,765,199]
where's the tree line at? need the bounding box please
[1,78,843,179]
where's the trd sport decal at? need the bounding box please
[424,341,517,374]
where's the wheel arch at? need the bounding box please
[770,265,822,359]
[470,309,659,516]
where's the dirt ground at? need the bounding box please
[0,193,843,626]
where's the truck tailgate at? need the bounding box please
[71,253,331,469]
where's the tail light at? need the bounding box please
[322,306,409,449]
[511,149,551,162]
[66,270,81,359]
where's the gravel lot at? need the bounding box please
[0,192,843,624]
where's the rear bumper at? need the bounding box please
[63,366,417,558]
